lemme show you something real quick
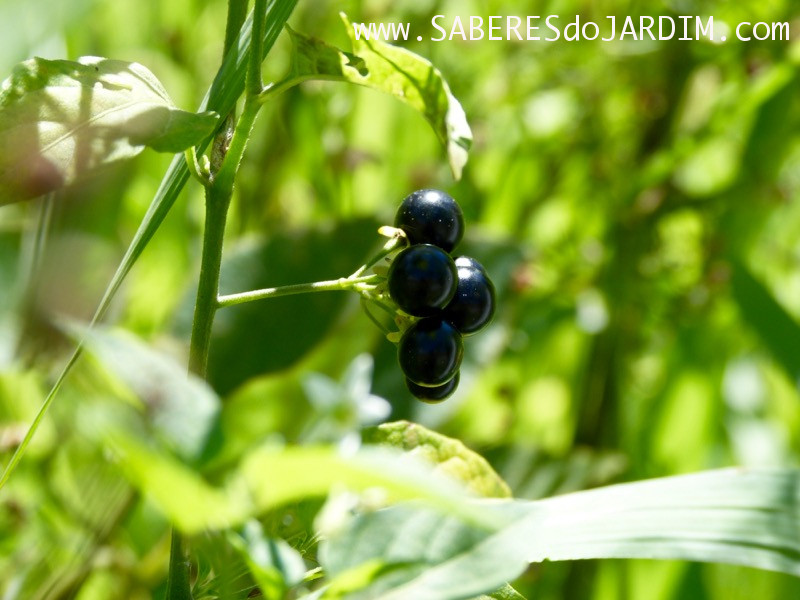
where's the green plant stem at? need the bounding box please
[248,0,267,96]
[167,168,236,600]
[165,531,192,600]
[188,3,266,375]
[222,0,248,58]
[187,185,232,377]
[213,99,261,197]
[217,274,382,308]
[167,2,275,596]
[351,235,406,278]
[257,76,305,103]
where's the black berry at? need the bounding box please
[398,318,463,386]
[395,189,465,252]
[454,256,485,273]
[406,372,460,403]
[443,257,496,335]
[388,244,457,317]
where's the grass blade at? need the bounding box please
[321,468,800,600]
[730,259,800,382]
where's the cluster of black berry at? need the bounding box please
[387,189,495,403]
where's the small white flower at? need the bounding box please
[301,354,391,445]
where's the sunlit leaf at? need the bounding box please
[477,583,527,600]
[364,421,511,498]
[0,0,299,490]
[282,14,472,179]
[321,468,800,599]
[107,434,487,534]
[0,56,219,202]
[108,433,247,532]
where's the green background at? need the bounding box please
[1,0,800,598]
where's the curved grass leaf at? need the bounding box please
[281,14,472,179]
[0,56,219,202]
[321,468,800,600]
[0,0,299,490]
[364,421,511,499]
[730,259,800,382]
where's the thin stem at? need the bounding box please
[165,531,192,600]
[167,1,266,597]
[213,98,260,192]
[212,0,249,173]
[188,185,232,377]
[188,15,267,375]
[361,298,392,335]
[351,234,406,278]
[257,76,306,103]
[184,147,210,186]
[217,274,381,308]
[248,0,267,97]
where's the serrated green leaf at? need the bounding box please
[0,56,219,202]
[476,583,527,600]
[282,15,472,179]
[364,421,511,499]
[321,468,800,600]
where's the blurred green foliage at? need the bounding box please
[2,0,800,598]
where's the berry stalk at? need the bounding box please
[216,274,382,308]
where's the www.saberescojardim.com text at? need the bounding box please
[351,15,790,43]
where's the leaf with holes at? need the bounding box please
[280,15,472,179]
[0,56,219,202]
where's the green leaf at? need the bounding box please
[281,14,472,179]
[239,445,481,520]
[76,325,220,461]
[730,260,800,382]
[476,583,527,600]
[0,0,299,491]
[106,433,487,534]
[320,468,800,599]
[0,56,219,202]
[364,421,511,499]
[227,520,307,599]
[108,433,248,532]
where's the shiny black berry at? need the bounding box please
[395,189,465,252]
[398,318,463,386]
[388,244,457,317]
[406,372,460,403]
[454,256,485,273]
[443,257,496,335]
